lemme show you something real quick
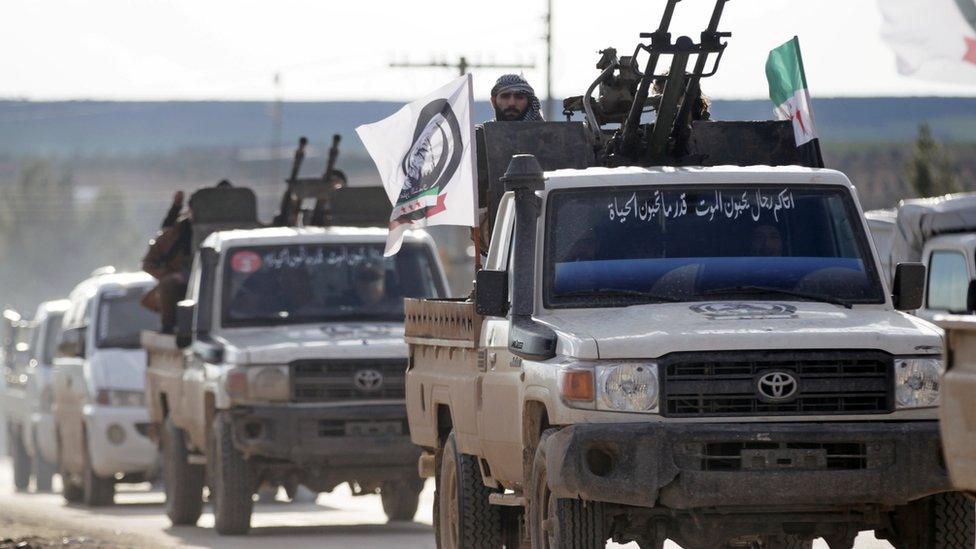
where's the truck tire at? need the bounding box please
[11,427,31,492]
[437,431,502,548]
[889,491,975,548]
[162,418,204,526]
[380,478,424,522]
[529,429,606,549]
[209,411,253,535]
[57,431,84,504]
[33,452,55,492]
[82,433,115,506]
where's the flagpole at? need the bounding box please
[791,36,825,168]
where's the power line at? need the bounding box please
[389,56,535,78]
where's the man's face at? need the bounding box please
[750,225,783,256]
[354,271,386,306]
[492,90,529,121]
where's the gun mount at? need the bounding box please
[477,0,820,230]
[274,135,390,228]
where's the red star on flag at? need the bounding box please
[966,37,976,66]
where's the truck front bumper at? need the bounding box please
[545,421,950,509]
[228,403,420,471]
[83,405,157,478]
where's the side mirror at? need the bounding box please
[192,340,224,363]
[475,270,509,317]
[175,299,195,349]
[57,326,87,358]
[892,262,926,311]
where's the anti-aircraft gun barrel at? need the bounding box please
[618,0,681,158]
[311,134,343,225]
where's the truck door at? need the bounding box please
[477,195,527,484]
[179,248,218,451]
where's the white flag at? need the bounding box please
[879,0,976,84]
[356,74,477,256]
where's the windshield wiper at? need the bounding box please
[557,288,684,303]
[701,285,853,309]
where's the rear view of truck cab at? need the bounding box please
[52,270,159,506]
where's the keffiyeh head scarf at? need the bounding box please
[491,74,544,121]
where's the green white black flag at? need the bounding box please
[766,37,819,147]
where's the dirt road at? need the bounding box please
[0,458,893,548]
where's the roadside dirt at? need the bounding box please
[0,504,152,548]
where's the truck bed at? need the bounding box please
[141,330,185,442]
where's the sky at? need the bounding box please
[3,0,976,102]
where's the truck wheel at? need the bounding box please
[11,428,31,492]
[162,418,204,525]
[380,478,424,522]
[529,429,606,549]
[889,491,975,548]
[57,431,84,503]
[33,453,55,492]
[437,431,502,548]
[82,434,115,506]
[209,411,253,535]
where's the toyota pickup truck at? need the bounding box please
[405,157,973,549]
[403,2,975,545]
[143,225,449,534]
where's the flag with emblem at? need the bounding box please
[766,36,824,168]
[356,74,477,256]
[879,0,976,85]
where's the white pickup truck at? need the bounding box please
[143,226,449,535]
[52,270,160,506]
[867,193,976,321]
[404,159,973,549]
[2,300,69,492]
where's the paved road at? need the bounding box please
[0,457,893,548]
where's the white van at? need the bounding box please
[52,270,159,505]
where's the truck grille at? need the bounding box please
[291,359,407,402]
[661,350,893,417]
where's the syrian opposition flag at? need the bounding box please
[766,37,824,168]
[879,0,976,85]
[356,74,477,256]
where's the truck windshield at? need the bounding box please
[545,185,885,308]
[222,243,442,326]
[97,286,157,348]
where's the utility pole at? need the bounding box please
[390,55,534,78]
[544,0,554,120]
[271,72,283,185]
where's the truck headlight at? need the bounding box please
[895,357,943,409]
[226,366,290,402]
[597,363,659,413]
[250,366,290,402]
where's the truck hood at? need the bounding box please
[218,322,407,364]
[541,301,943,359]
[88,348,147,391]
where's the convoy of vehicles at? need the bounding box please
[0,1,973,547]
[52,270,160,505]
